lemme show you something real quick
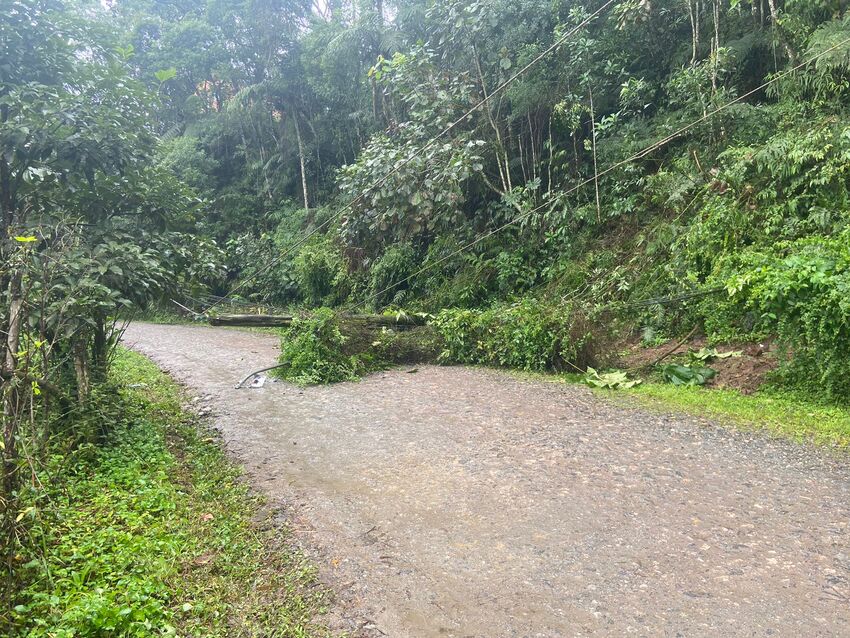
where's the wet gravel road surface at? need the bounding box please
[123,323,850,637]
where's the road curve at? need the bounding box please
[123,323,850,637]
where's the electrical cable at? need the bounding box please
[200,0,619,315]
[351,35,850,312]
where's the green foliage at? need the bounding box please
[338,46,485,254]
[368,326,444,367]
[277,309,360,385]
[584,368,642,389]
[368,243,418,308]
[293,241,349,307]
[433,300,595,372]
[661,364,718,387]
[689,347,742,363]
[8,350,326,637]
[722,230,850,402]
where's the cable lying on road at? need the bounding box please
[235,364,288,390]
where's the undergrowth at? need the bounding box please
[432,300,598,372]
[5,349,327,637]
[276,308,441,385]
[276,309,362,384]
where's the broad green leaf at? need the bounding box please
[155,67,177,83]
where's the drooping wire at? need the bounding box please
[349,35,850,312]
[200,0,619,315]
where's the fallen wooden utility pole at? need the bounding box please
[208,313,426,328]
[209,314,294,327]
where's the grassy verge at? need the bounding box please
[8,349,328,637]
[526,370,850,448]
[620,382,850,448]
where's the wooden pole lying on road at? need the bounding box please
[208,313,426,328]
[209,314,294,327]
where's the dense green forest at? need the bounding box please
[105,0,850,397]
[2,0,850,630]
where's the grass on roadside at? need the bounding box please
[8,349,328,638]
[532,370,850,448]
[622,382,850,448]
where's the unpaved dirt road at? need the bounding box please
[124,323,850,637]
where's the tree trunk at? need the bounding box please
[209,313,426,328]
[766,0,796,62]
[73,337,90,405]
[589,87,602,224]
[293,113,310,214]
[2,272,23,504]
[688,0,701,64]
[711,0,720,94]
[4,274,22,377]
[0,103,11,237]
[92,315,108,382]
[472,45,512,194]
[547,114,554,195]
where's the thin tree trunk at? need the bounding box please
[519,134,528,184]
[588,87,602,224]
[547,114,554,195]
[688,0,701,64]
[92,315,108,382]
[472,45,511,193]
[0,102,10,235]
[766,0,796,62]
[711,0,720,94]
[3,272,23,500]
[528,113,538,182]
[74,337,90,405]
[4,275,22,376]
[293,113,310,214]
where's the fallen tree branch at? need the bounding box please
[622,287,724,309]
[640,325,699,371]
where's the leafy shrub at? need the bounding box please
[368,243,418,308]
[369,326,444,365]
[493,250,537,296]
[661,364,717,386]
[415,237,496,309]
[433,299,597,372]
[225,232,300,305]
[278,308,360,385]
[293,241,348,307]
[720,230,850,401]
[584,368,642,389]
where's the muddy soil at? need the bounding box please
[124,323,850,638]
[620,337,779,395]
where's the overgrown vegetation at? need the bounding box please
[276,308,441,385]
[3,349,327,637]
[4,0,850,623]
[277,309,361,384]
[69,0,847,407]
[433,300,597,372]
